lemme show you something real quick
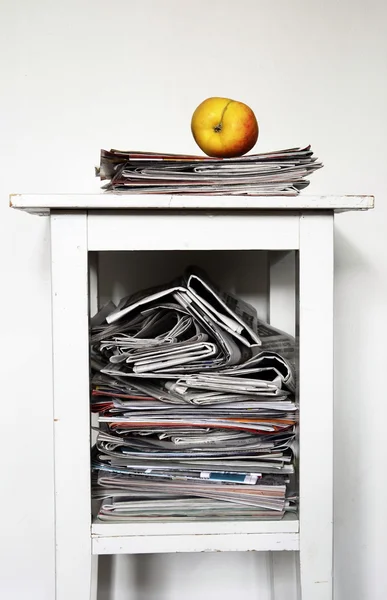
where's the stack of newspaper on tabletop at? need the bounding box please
[97,145,322,196]
[90,267,298,522]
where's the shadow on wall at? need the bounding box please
[333,226,377,600]
[97,552,267,600]
[97,249,270,322]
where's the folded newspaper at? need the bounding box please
[91,267,298,521]
[97,146,322,196]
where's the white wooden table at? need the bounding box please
[12,194,373,600]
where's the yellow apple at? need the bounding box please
[191,97,259,158]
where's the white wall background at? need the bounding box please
[1,1,386,598]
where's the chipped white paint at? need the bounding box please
[92,515,299,538]
[92,533,300,555]
[10,193,374,215]
[298,214,334,600]
[50,213,92,600]
[269,250,299,600]
[87,212,300,251]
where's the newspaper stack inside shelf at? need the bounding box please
[90,267,298,522]
[97,146,322,196]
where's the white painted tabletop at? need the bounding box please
[10,193,374,215]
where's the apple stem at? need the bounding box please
[213,100,234,133]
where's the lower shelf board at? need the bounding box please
[91,514,299,555]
